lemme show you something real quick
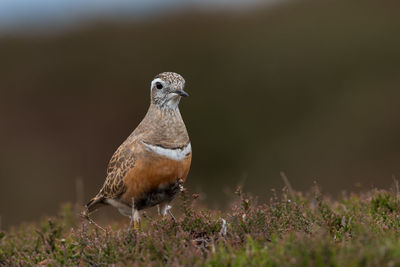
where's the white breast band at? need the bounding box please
[142,142,191,161]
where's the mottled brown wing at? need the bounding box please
[98,143,136,199]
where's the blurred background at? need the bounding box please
[1,0,400,229]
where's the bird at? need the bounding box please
[85,72,191,229]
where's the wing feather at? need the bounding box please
[99,144,136,199]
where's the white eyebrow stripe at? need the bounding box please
[142,142,191,161]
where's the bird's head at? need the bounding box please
[150,72,188,109]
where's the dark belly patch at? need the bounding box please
[134,179,181,210]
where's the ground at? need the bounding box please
[2,185,400,266]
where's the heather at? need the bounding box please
[2,186,400,266]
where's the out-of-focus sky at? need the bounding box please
[0,0,276,31]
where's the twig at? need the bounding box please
[219,218,227,236]
[75,177,84,207]
[75,177,84,218]
[142,212,154,223]
[81,210,106,232]
[129,197,135,229]
[168,209,176,221]
[280,171,295,200]
[393,175,399,200]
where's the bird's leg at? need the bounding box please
[158,202,169,217]
[159,203,176,221]
[129,198,140,230]
[157,204,162,216]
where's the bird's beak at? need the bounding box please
[175,89,189,97]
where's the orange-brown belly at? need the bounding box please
[121,152,191,208]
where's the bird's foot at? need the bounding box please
[129,217,140,230]
[130,197,140,230]
[133,220,140,230]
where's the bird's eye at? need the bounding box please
[155,82,163,89]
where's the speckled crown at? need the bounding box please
[154,72,185,88]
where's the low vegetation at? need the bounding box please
[2,185,400,266]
